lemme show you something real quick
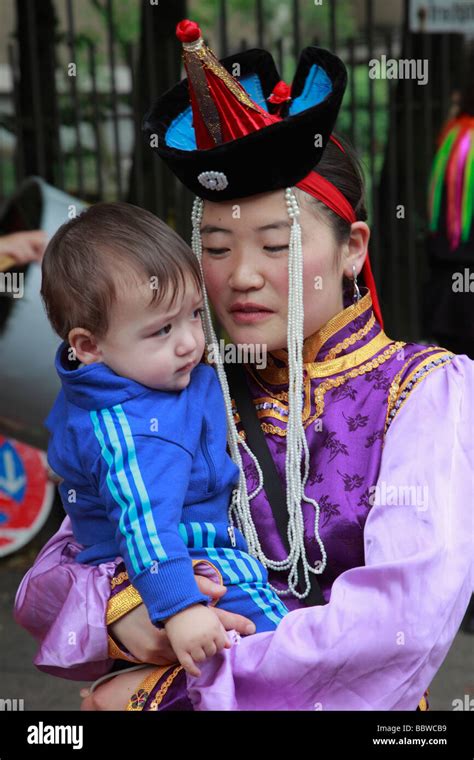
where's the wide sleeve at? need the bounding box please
[14,516,118,681]
[186,354,474,710]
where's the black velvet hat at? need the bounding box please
[142,20,347,202]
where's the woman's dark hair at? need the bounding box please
[295,133,368,293]
[300,132,368,245]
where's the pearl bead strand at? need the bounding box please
[190,191,327,600]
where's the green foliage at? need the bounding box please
[89,0,140,48]
[189,0,356,54]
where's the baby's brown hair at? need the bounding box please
[41,201,202,340]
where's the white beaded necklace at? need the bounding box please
[191,189,327,600]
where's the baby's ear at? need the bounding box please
[68,328,101,365]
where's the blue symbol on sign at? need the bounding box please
[0,441,26,503]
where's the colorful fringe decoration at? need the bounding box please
[428,115,474,250]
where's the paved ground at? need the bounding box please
[1,508,473,711]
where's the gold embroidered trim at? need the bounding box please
[148,666,183,711]
[107,559,222,626]
[230,335,402,436]
[249,376,313,424]
[386,349,439,425]
[307,332,394,378]
[259,330,392,385]
[249,341,405,437]
[385,356,454,432]
[270,290,373,366]
[397,349,452,397]
[110,571,129,590]
[107,634,141,663]
[106,584,143,626]
[310,341,405,421]
[385,348,454,432]
[324,312,376,361]
[418,688,430,711]
[196,46,260,113]
[246,366,289,401]
[125,664,182,711]
[261,421,286,438]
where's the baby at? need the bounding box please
[41,201,289,677]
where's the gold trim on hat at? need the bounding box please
[194,45,262,113]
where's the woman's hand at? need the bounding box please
[83,575,256,710]
[109,603,177,666]
[109,574,256,667]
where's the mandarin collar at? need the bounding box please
[254,289,391,385]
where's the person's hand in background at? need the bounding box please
[0,230,47,265]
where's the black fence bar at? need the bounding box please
[65,0,84,197]
[365,0,379,282]
[168,29,188,239]
[387,29,400,329]
[403,31,417,338]
[276,38,284,76]
[220,0,228,57]
[105,0,123,199]
[440,34,450,121]
[88,40,103,200]
[292,0,300,61]
[127,42,144,209]
[52,39,65,191]
[256,0,264,47]
[422,32,433,206]
[7,42,24,186]
[144,1,164,220]
[348,37,355,146]
[27,0,46,179]
[329,0,337,52]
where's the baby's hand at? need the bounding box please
[163,604,232,677]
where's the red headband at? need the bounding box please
[295,137,384,328]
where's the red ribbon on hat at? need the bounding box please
[296,137,384,328]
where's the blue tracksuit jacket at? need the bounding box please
[45,342,289,632]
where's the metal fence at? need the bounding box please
[0,0,470,339]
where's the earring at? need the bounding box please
[352,264,361,303]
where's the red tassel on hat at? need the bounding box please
[176,19,280,149]
[176,19,201,42]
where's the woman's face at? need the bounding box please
[201,189,369,353]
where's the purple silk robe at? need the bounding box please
[14,291,473,710]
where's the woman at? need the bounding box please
[15,21,473,711]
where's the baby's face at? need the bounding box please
[97,273,206,391]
